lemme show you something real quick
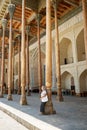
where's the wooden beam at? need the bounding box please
[5,27,20,33]
[64,0,79,7]
[30,23,46,29]
[12,16,46,29]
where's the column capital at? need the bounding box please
[17,34,21,41]
[36,14,42,24]
[5,44,8,48]
[51,0,57,10]
[8,4,15,19]
[1,19,7,30]
[0,28,2,36]
[12,40,16,47]
[26,26,30,35]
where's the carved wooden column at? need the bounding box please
[12,41,15,93]
[52,0,63,101]
[26,26,31,96]
[0,19,7,98]
[7,4,15,100]
[82,0,87,62]
[45,0,56,114]
[36,14,42,93]
[20,0,27,105]
[17,35,21,95]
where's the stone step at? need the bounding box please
[0,102,59,130]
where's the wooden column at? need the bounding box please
[26,26,31,96]
[20,0,27,105]
[36,14,42,93]
[0,19,7,98]
[52,0,63,101]
[7,4,15,100]
[12,41,15,93]
[45,0,56,114]
[17,35,21,95]
[82,0,87,61]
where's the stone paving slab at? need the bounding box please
[0,110,28,130]
[0,93,87,130]
[0,102,59,130]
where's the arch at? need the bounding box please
[75,26,83,38]
[78,63,87,78]
[30,48,46,88]
[61,71,74,90]
[79,69,87,93]
[60,37,73,65]
[76,29,85,62]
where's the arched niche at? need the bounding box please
[30,49,46,88]
[60,38,73,65]
[76,29,85,62]
[79,69,87,93]
[61,71,74,90]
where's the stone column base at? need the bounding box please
[56,95,64,102]
[20,95,27,105]
[0,93,4,98]
[7,94,13,100]
[26,88,31,96]
[17,91,21,95]
[44,101,56,115]
[76,93,81,97]
[26,91,31,96]
[17,88,21,95]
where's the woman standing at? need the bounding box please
[40,86,48,115]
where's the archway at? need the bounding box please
[61,71,75,95]
[30,48,46,88]
[79,69,87,94]
[76,29,85,62]
[60,38,73,65]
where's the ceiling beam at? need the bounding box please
[30,23,46,29]
[27,12,36,23]
[11,0,38,11]
[13,16,46,29]
[64,0,79,7]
